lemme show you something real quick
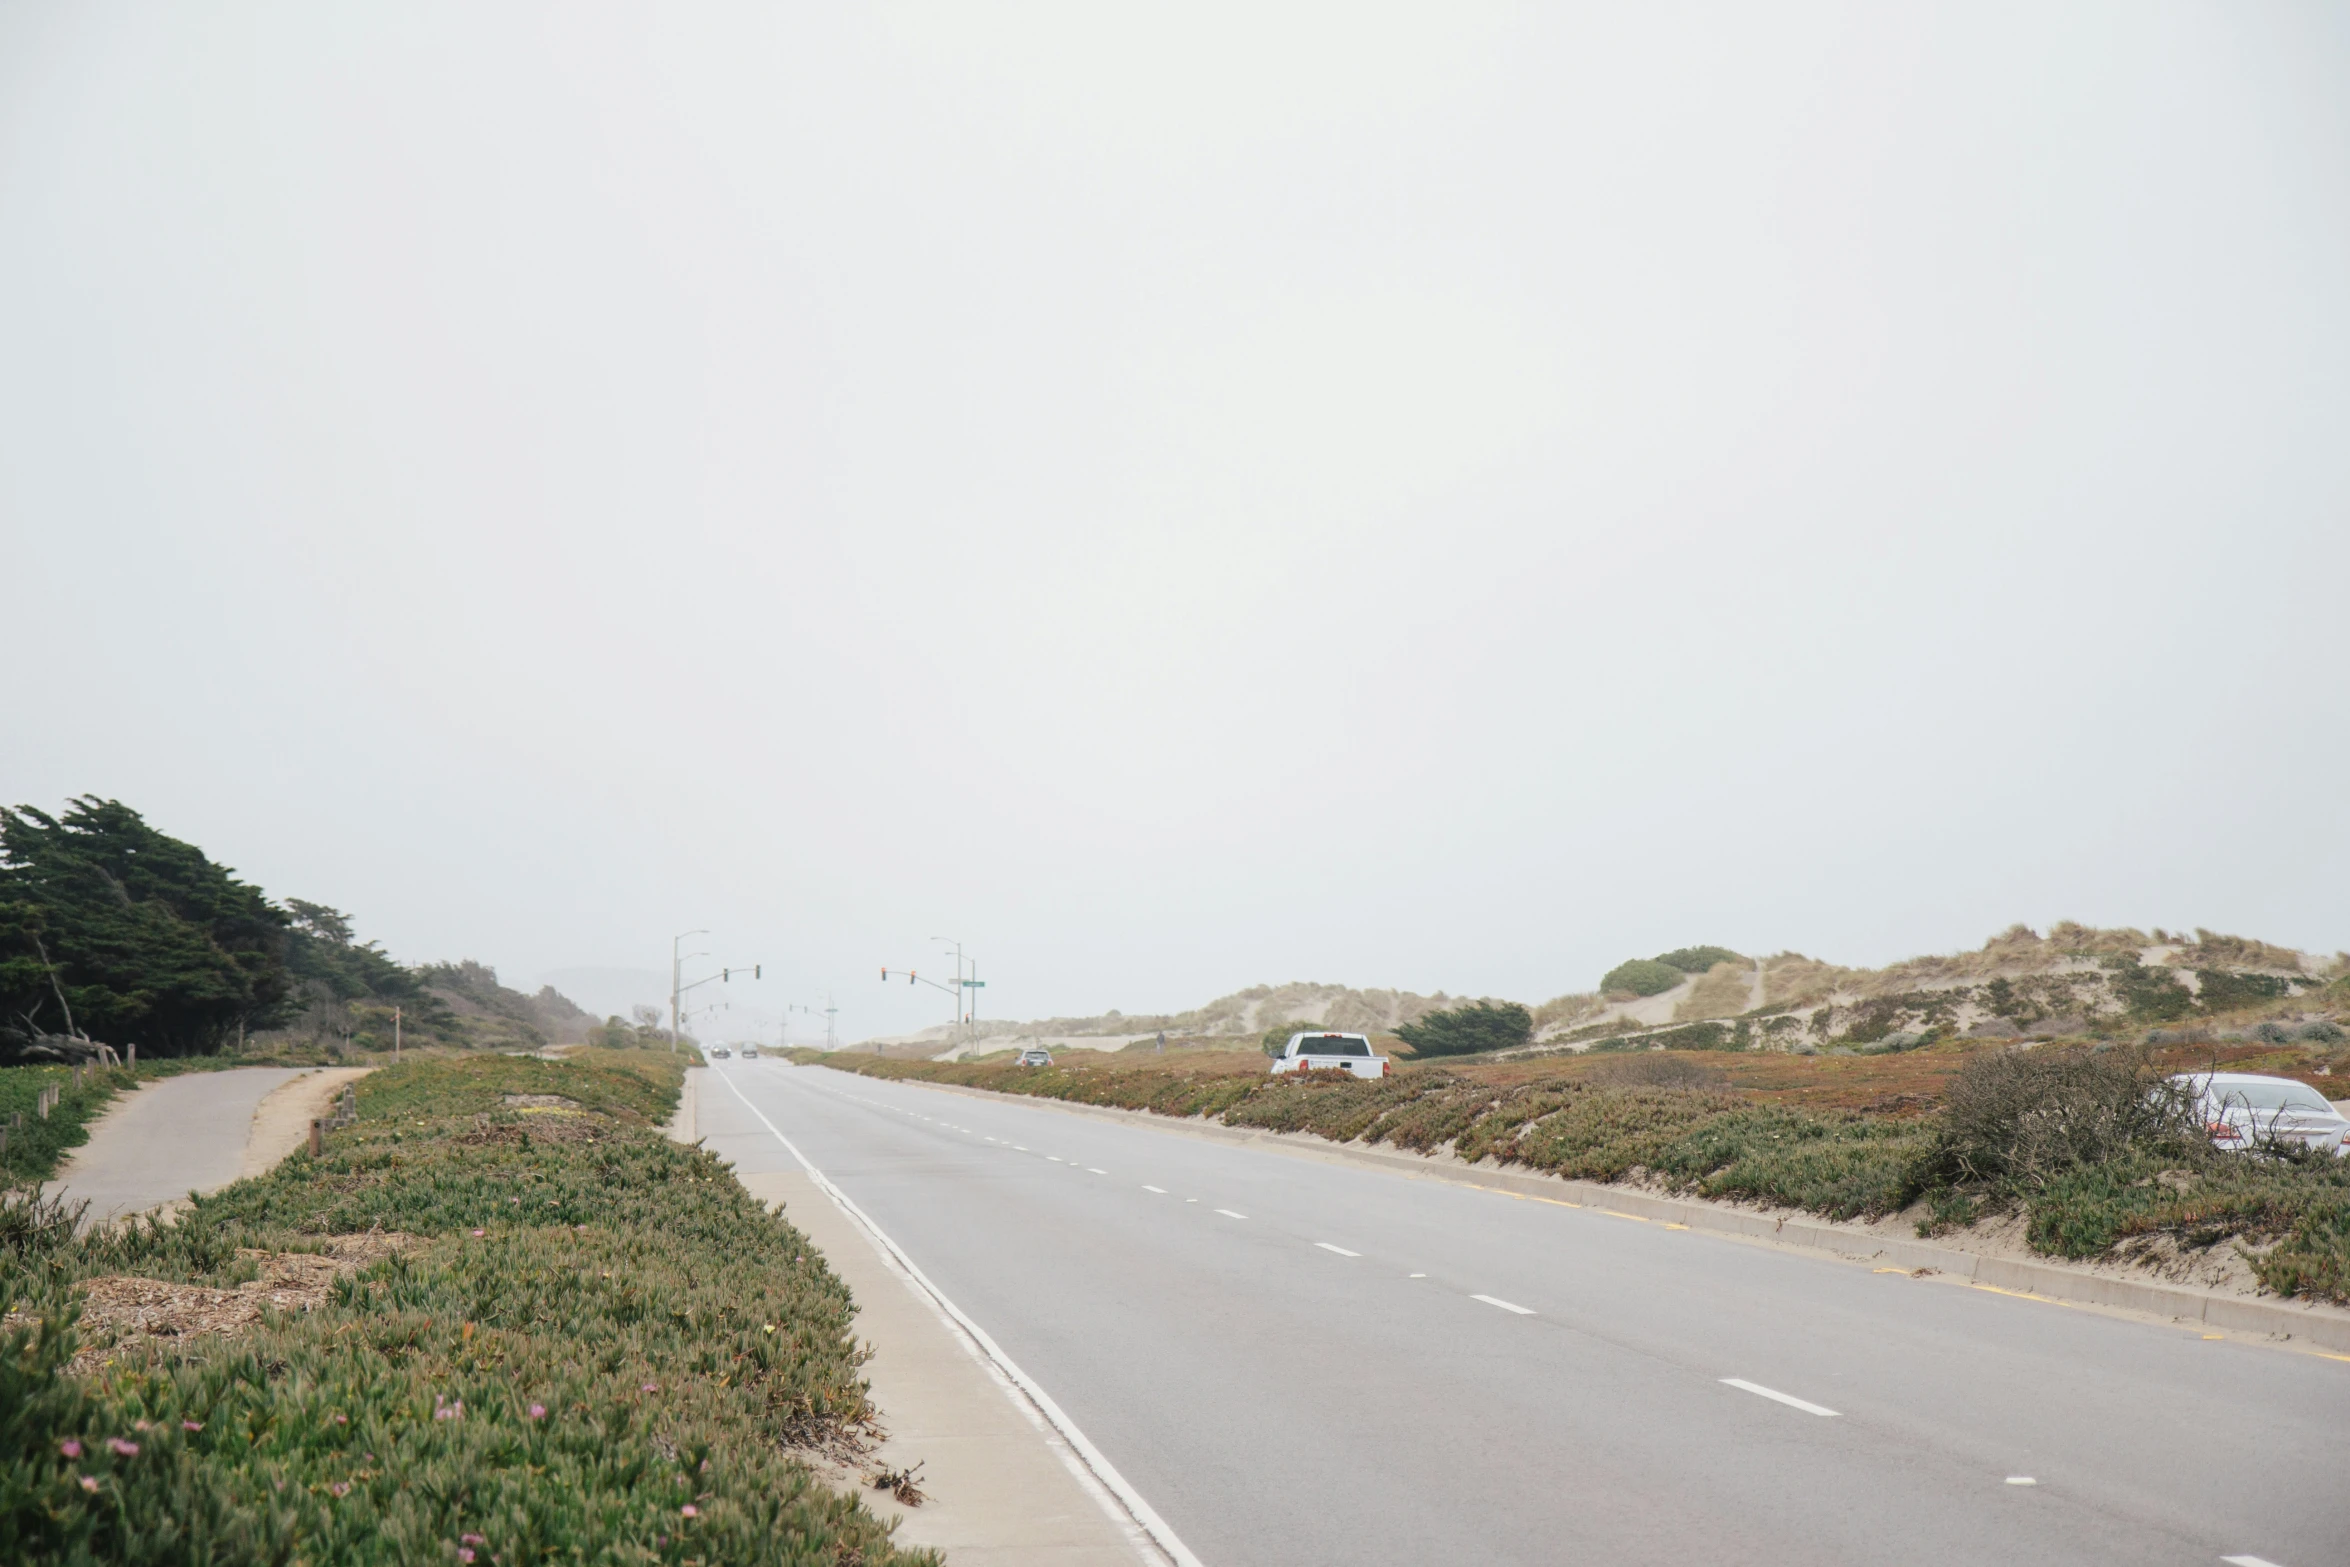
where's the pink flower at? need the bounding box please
[133,1420,152,1432]
[527,1404,546,1420]
[79,1475,100,1493]
[462,1533,486,1546]
[457,1551,475,1564]
[182,1421,203,1433]
[108,1438,139,1457]
[641,1383,659,1394]
[680,1504,698,1518]
[470,1228,485,1238]
[59,1440,82,1459]
[332,1413,348,1425]
[330,1481,351,1497]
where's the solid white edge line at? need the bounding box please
[1470,1293,1535,1315]
[714,1068,1200,1567]
[1315,1243,1361,1257]
[1720,1378,1840,1417]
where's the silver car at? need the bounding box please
[2172,1072,2350,1156]
[1016,1048,1053,1067]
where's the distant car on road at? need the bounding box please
[2173,1072,2350,1156]
[1270,1032,1391,1080]
[741,1046,759,1060]
[709,1047,731,1060]
[1016,1047,1053,1067]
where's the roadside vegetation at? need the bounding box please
[817,1037,2350,1307]
[2,1048,929,1566]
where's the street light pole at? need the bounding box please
[671,930,709,1055]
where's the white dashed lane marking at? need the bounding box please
[1472,1294,1535,1316]
[1214,1209,1248,1220]
[1143,1185,1167,1194]
[1721,1379,1838,1417]
[1315,1243,1361,1257]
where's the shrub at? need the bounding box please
[1259,1020,1315,1058]
[2108,957,2196,1022]
[1601,960,1684,998]
[1654,946,1742,974]
[1926,1044,2198,1189]
[1393,1002,1531,1059]
[2193,969,2292,1013]
[1585,1054,1726,1089]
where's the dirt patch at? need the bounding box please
[60,1233,415,1373]
[460,1109,609,1146]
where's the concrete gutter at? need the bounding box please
[877,1075,2350,1357]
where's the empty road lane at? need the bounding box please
[703,1061,2345,1567]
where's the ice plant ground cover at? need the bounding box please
[1,1049,932,1566]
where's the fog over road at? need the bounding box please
[705,1061,2343,1567]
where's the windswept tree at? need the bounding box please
[1394,1000,1532,1058]
[0,798,293,1056]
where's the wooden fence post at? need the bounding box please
[309,1119,323,1157]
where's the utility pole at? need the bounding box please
[788,996,842,1051]
[393,1005,401,1064]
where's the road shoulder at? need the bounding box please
[733,1166,1157,1567]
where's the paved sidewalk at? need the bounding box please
[49,1068,319,1225]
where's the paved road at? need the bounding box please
[50,1068,311,1225]
[704,1061,2347,1567]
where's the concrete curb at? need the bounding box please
[859,1072,2350,1356]
[665,1065,700,1144]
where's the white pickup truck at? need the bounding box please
[1269,1031,1391,1080]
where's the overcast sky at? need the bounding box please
[5,3,2346,1041]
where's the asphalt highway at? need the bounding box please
[703,1060,2346,1567]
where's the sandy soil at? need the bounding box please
[238,1067,373,1180]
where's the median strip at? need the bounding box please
[1721,1378,1839,1417]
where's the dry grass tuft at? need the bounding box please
[1675,961,1755,1022]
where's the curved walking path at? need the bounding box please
[49,1066,370,1227]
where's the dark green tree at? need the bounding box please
[284,899,421,1003]
[0,798,293,1056]
[1395,1000,1533,1058]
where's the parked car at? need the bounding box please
[1270,1031,1390,1080]
[1015,1047,1053,1067]
[2172,1072,2350,1156]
